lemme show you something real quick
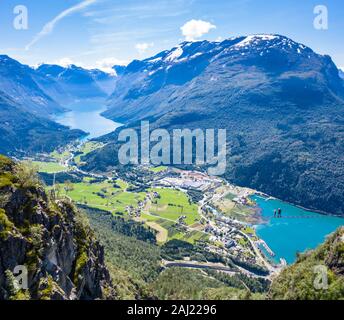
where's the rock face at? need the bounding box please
[0,155,116,300]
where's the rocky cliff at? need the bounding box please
[0,155,116,300]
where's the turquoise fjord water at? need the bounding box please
[252,195,344,264]
[54,98,122,140]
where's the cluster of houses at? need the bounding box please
[177,215,187,225]
[125,190,161,217]
[201,204,259,264]
[157,170,223,192]
[232,196,249,205]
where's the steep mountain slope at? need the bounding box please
[86,34,344,215]
[35,64,116,102]
[0,156,116,300]
[104,35,344,122]
[269,227,344,299]
[0,91,84,155]
[0,55,64,117]
[0,56,118,155]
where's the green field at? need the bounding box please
[74,142,104,164]
[148,188,199,225]
[30,161,66,173]
[54,179,203,244]
[140,215,207,244]
[56,178,146,213]
[50,150,71,162]
[149,166,168,173]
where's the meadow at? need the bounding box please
[30,161,66,173]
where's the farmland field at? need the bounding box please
[74,142,104,164]
[30,161,66,173]
[56,178,146,213]
[148,188,199,225]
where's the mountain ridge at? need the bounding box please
[0,156,116,300]
[82,34,344,216]
[0,56,117,155]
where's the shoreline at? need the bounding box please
[252,192,344,219]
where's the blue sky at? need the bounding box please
[0,0,343,72]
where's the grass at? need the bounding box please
[145,221,168,243]
[242,226,255,236]
[30,161,66,173]
[172,230,209,244]
[149,166,167,173]
[55,178,146,214]
[50,150,71,162]
[52,180,203,245]
[74,142,104,164]
[224,193,236,201]
[148,188,199,226]
[140,214,206,244]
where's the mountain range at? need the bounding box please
[83,34,344,215]
[35,63,116,102]
[0,56,116,155]
[0,34,343,215]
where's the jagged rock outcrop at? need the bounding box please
[0,155,116,300]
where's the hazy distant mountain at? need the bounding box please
[0,55,64,117]
[85,35,344,215]
[0,90,84,155]
[112,65,126,76]
[35,64,116,102]
[0,55,120,155]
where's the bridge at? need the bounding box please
[272,215,343,219]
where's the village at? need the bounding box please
[119,165,280,274]
[22,141,282,277]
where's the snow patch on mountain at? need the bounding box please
[165,46,184,62]
[235,34,278,48]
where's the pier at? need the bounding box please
[257,240,275,257]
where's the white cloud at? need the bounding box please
[51,57,128,74]
[180,19,216,41]
[25,0,97,51]
[95,57,128,74]
[135,42,154,55]
[57,57,74,67]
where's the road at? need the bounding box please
[162,260,236,275]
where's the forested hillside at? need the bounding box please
[83,35,344,215]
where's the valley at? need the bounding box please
[1,32,344,300]
[22,114,344,281]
